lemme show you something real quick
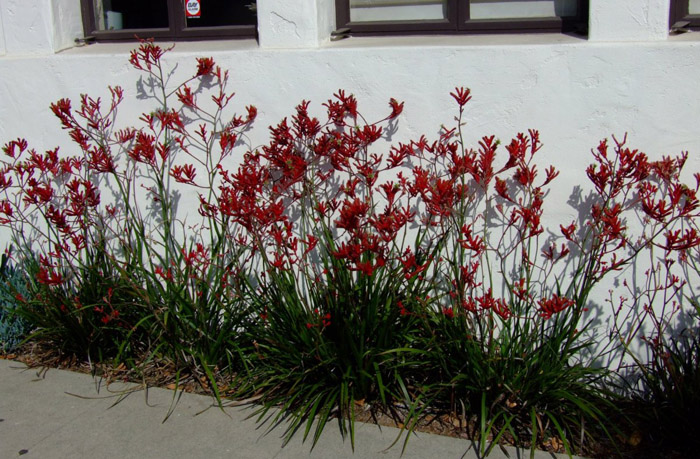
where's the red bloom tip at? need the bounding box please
[388,98,404,119]
[37,267,63,286]
[246,105,258,123]
[538,294,574,319]
[170,164,197,185]
[3,138,28,158]
[177,85,196,108]
[450,87,472,107]
[560,222,576,241]
[195,57,216,77]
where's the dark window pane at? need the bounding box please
[692,0,700,14]
[185,0,257,28]
[349,0,447,22]
[469,0,578,20]
[93,0,169,30]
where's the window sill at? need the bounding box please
[59,38,259,56]
[323,31,587,49]
[46,30,700,58]
[667,29,700,42]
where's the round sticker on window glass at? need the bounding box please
[186,0,201,18]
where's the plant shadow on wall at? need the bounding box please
[1,39,700,457]
[0,42,259,385]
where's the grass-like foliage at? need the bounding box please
[0,251,32,353]
[244,254,430,448]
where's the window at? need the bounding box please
[336,0,588,35]
[670,0,700,30]
[80,0,257,41]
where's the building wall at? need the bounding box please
[0,0,698,315]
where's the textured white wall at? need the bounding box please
[0,0,82,54]
[0,0,697,217]
[2,36,698,208]
[50,0,82,52]
[257,0,333,48]
[589,0,671,41]
[0,5,6,55]
[1,0,55,54]
[0,0,698,325]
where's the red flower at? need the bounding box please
[195,57,216,77]
[128,133,157,166]
[663,228,700,252]
[458,224,485,254]
[388,98,404,119]
[3,138,29,158]
[322,313,332,327]
[50,99,73,128]
[171,164,197,184]
[472,136,498,187]
[476,289,511,320]
[560,222,576,241]
[246,105,258,123]
[129,39,172,70]
[495,177,512,202]
[88,147,115,173]
[335,90,357,118]
[37,267,63,286]
[302,235,318,256]
[450,87,472,107]
[23,182,53,205]
[538,294,574,319]
[424,178,456,218]
[155,266,174,281]
[177,85,196,108]
[335,198,369,232]
[0,200,13,224]
[512,278,529,302]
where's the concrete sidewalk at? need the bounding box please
[0,359,581,458]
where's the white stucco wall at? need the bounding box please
[1,0,55,54]
[589,0,671,41]
[49,0,82,52]
[0,0,698,335]
[0,0,82,54]
[0,6,6,55]
[257,0,335,48]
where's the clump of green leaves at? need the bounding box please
[0,251,32,353]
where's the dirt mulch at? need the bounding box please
[1,344,690,458]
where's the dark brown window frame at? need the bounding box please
[80,0,257,42]
[336,0,588,36]
[670,0,700,29]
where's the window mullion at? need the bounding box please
[336,0,352,30]
[80,0,97,36]
[454,0,468,27]
[169,0,185,37]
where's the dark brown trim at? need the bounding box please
[80,0,94,38]
[337,0,458,34]
[179,25,258,39]
[337,0,588,36]
[79,0,257,42]
[170,0,184,34]
[670,0,700,30]
[336,0,351,29]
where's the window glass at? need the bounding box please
[349,0,448,22]
[185,0,257,28]
[93,0,168,31]
[691,0,700,14]
[469,0,578,20]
